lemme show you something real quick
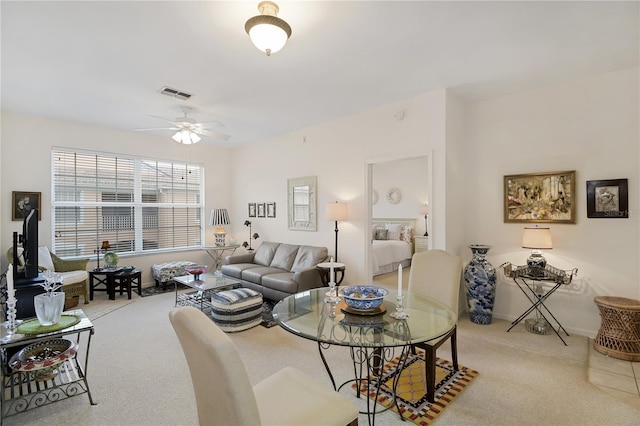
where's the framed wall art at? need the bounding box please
[248,203,256,218]
[586,178,628,219]
[12,191,41,221]
[267,202,276,218]
[257,203,266,218]
[504,170,576,224]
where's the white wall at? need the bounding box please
[0,112,234,285]
[229,90,455,285]
[463,67,639,336]
[372,156,429,228]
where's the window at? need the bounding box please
[52,149,204,257]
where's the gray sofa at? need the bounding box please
[221,241,328,301]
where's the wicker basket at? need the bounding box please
[593,296,640,362]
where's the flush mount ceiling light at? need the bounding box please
[245,1,292,56]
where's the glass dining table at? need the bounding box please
[273,287,456,425]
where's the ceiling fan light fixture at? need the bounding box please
[172,129,201,145]
[245,1,291,56]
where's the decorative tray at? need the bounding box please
[16,315,81,335]
[341,304,387,316]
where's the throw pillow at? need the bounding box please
[374,229,389,240]
[385,223,402,240]
[38,246,55,271]
[400,225,414,244]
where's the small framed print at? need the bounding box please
[248,203,256,218]
[267,202,276,218]
[12,191,41,221]
[257,203,266,218]
[587,179,628,219]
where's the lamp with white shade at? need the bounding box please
[522,226,552,274]
[210,209,231,247]
[325,202,348,262]
[245,1,292,56]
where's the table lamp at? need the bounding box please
[94,240,110,271]
[419,202,429,236]
[325,202,348,262]
[210,209,231,247]
[522,226,552,274]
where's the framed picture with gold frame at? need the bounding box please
[12,191,41,221]
[504,170,575,223]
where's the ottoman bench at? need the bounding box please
[151,261,197,290]
[210,288,263,332]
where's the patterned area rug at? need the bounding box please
[261,299,278,328]
[141,282,188,297]
[352,351,479,425]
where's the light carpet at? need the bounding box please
[353,351,479,425]
[4,289,640,426]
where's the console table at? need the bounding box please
[0,309,96,422]
[502,262,578,346]
[203,245,240,271]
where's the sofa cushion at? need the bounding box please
[253,242,280,267]
[242,266,284,284]
[291,245,328,272]
[270,244,299,271]
[221,263,261,280]
[261,273,298,294]
[59,270,89,285]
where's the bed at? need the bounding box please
[371,218,416,276]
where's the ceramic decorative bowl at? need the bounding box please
[339,285,388,311]
[9,338,77,381]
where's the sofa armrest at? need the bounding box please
[293,266,324,292]
[225,252,256,265]
[50,252,89,272]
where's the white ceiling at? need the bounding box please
[2,1,638,147]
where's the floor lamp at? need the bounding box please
[325,202,348,262]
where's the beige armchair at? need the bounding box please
[169,306,359,426]
[7,246,90,307]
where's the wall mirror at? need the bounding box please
[288,176,317,231]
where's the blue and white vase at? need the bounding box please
[464,245,496,325]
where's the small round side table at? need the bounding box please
[316,262,346,287]
[593,296,640,362]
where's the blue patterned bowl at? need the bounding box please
[339,285,388,311]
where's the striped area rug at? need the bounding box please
[352,351,479,425]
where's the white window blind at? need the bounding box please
[52,149,204,257]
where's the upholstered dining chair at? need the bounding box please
[169,306,359,426]
[408,249,463,403]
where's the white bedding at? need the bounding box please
[371,239,413,276]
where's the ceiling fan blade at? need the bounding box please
[148,114,179,126]
[195,120,225,128]
[197,128,231,141]
[134,127,180,131]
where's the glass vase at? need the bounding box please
[34,292,66,326]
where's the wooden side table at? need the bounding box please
[113,269,142,299]
[316,262,346,287]
[414,236,429,253]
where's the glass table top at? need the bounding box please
[173,273,240,291]
[273,288,456,348]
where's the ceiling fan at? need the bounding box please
[135,107,230,143]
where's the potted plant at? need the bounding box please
[34,271,65,326]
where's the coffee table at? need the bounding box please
[173,273,241,313]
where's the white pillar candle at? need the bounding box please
[6,264,15,299]
[398,264,403,297]
[330,257,335,283]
